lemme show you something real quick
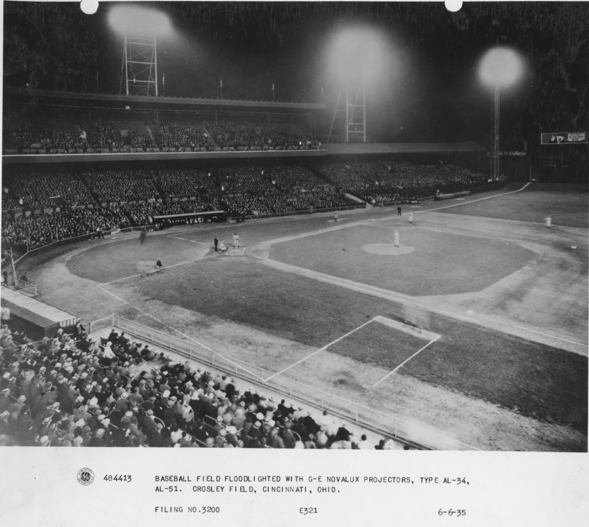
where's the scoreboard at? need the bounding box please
[540,131,588,145]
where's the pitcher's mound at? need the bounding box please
[362,244,415,255]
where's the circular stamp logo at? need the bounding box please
[77,467,95,486]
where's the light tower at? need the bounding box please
[326,27,390,144]
[329,78,367,143]
[121,33,159,97]
[108,5,171,97]
[478,47,524,180]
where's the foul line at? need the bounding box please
[372,335,441,388]
[96,284,130,304]
[100,257,202,286]
[412,182,531,215]
[167,235,209,246]
[263,317,377,382]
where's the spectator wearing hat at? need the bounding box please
[269,427,284,448]
[282,421,297,449]
[150,422,166,447]
[89,428,107,447]
[162,399,177,428]
[249,420,262,442]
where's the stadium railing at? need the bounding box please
[14,278,38,297]
[98,313,480,451]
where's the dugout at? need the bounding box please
[1,288,79,340]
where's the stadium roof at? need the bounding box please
[3,87,326,112]
[324,142,487,155]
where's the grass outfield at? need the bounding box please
[268,224,535,296]
[439,183,588,228]
[108,257,587,432]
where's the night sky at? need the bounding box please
[3,2,589,147]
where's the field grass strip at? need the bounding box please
[263,317,378,382]
[256,257,587,354]
[467,312,588,349]
[371,335,441,388]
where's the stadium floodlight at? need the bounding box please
[478,47,524,180]
[326,26,392,144]
[108,5,172,97]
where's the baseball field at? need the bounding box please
[21,182,588,451]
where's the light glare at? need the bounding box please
[478,47,523,87]
[108,5,171,37]
[326,26,394,83]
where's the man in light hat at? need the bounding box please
[38,435,52,446]
[162,399,177,428]
[282,420,296,449]
[90,428,107,447]
[231,408,246,431]
[269,427,284,448]
[215,428,227,448]
[142,409,158,436]
[225,426,239,447]
[249,420,262,441]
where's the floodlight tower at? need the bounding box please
[478,47,524,180]
[109,5,171,97]
[122,33,159,97]
[326,28,387,144]
[328,78,367,143]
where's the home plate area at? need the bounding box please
[226,247,246,256]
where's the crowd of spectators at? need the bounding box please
[211,123,265,150]
[4,124,87,152]
[128,128,155,150]
[222,188,353,217]
[315,162,367,191]
[1,161,485,250]
[155,123,215,151]
[85,170,160,203]
[0,324,407,449]
[3,118,321,154]
[1,206,130,251]
[218,166,276,194]
[316,160,486,204]
[269,165,328,191]
[87,122,124,150]
[267,127,307,148]
[158,169,220,199]
[4,170,96,210]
